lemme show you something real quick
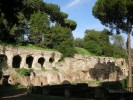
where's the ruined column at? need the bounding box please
[44,55,50,63]
[43,55,53,70]
[6,54,13,68]
[32,56,41,70]
[20,54,27,68]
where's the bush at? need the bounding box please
[55,39,75,58]
[16,68,33,76]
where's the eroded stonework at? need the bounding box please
[0,45,128,86]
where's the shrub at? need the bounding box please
[16,68,33,76]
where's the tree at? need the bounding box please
[93,0,133,87]
[111,35,125,48]
[83,29,111,56]
[0,0,24,42]
[29,11,50,46]
[22,0,44,19]
[43,3,61,23]
[45,25,75,57]
[43,3,77,28]
[0,12,8,41]
[84,30,101,55]
[61,19,77,31]
[111,35,126,58]
[74,38,84,48]
[99,29,112,56]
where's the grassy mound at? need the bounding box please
[75,47,92,56]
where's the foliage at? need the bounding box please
[16,68,33,76]
[84,30,101,55]
[75,47,92,55]
[45,25,75,57]
[111,35,125,48]
[110,35,127,58]
[43,3,61,22]
[83,29,112,56]
[30,11,50,46]
[61,19,77,31]
[74,38,84,48]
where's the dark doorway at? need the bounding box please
[0,54,7,68]
[38,57,45,67]
[62,80,71,84]
[26,56,33,68]
[12,55,21,68]
[49,57,54,63]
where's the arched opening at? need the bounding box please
[26,56,33,68]
[49,57,54,63]
[62,80,71,84]
[0,54,7,68]
[12,55,21,68]
[38,57,45,67]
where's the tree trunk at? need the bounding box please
[127,22,132,87]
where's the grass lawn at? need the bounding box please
[0,42,57,51]
[75,47,92,56]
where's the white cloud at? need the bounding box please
[67,0,80,8]
[64,0,89,9]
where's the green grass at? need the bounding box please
[19,44,57,51]
[0,42,57,51]
[75,47,92,56]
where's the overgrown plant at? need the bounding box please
[16,68,33,76]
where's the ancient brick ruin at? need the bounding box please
[0,45,128,86]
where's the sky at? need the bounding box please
[44,0,133,47]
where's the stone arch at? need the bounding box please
[62,80,71,84]
[0,54,7,68]
[38,57,45,67]
[49,57,54,63]
[12,55,21,68]
[26,56,34,68]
